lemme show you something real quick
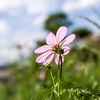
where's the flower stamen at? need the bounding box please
[52,44,64,54]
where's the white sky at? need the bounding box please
[62,0,100,12]
[0,0,100,65]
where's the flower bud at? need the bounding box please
[45,64,51,69]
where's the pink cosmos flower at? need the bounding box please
[39,70,46,80]
[34,26,76,65]
[75,66,83,72]
[16,43,22,49]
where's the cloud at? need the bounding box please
[0,49,18,60]
[0,0,23,11]
[26,0,48,14]
[61,0,100,13]
[0,29,47,65]
[11,29,46,47]
[0,20,10,35]
[0,0,59,16]
[0,0,59,65]
[0,0,49,15]
[32,15,47,27]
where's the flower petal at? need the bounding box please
[61,34,76,46]
[54,54,64,65]
[61,55,64,63]
[36,51,52,63]
[63,50,70,55]
[59,55,64,64]
[63,46,70,55]
[46,32,56,46]
[43,53,54,65]
[56,26,67,44]
[34,45,51,54]
[55,53,59,65]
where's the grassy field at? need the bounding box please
[0,35,100,100]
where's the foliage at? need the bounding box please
[0,36,100,100]
[44,13,72,34]
[36,40,46,47]
[72,28,92,38]
[68,88,100,100]
[36,13,72,46]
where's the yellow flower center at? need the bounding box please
[52,44,59,51]
[52,44,64,54]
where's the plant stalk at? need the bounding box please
[57,54,63,100]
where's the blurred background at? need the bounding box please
[0,0,100,100]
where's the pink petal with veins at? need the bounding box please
[43,53,54,65]
[55,54,64,65]
[61,55,64,63]
[63,50,70,55]
[61,34,76,46]
[36,51,52,63]
[55,53,59,65]
[56,26,67,44]
[62,46,70,55]
[34,45,51,54]
[46,32,56,46]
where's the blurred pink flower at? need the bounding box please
[39,70,46,80]
[34,26,76,65]
[75,66,82,72]
[16,43,22,49]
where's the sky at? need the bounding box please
[0,0,100,65]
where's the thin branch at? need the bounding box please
[74,15,100,29]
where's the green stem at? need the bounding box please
[60,54,62,80]
[60,54,63,99]
[57,54,63,100]
[49,71,55,87]
[49,70,58,99]
[58,65,60,100]
[42,91,53,100]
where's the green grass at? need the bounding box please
[0,41,100,100]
